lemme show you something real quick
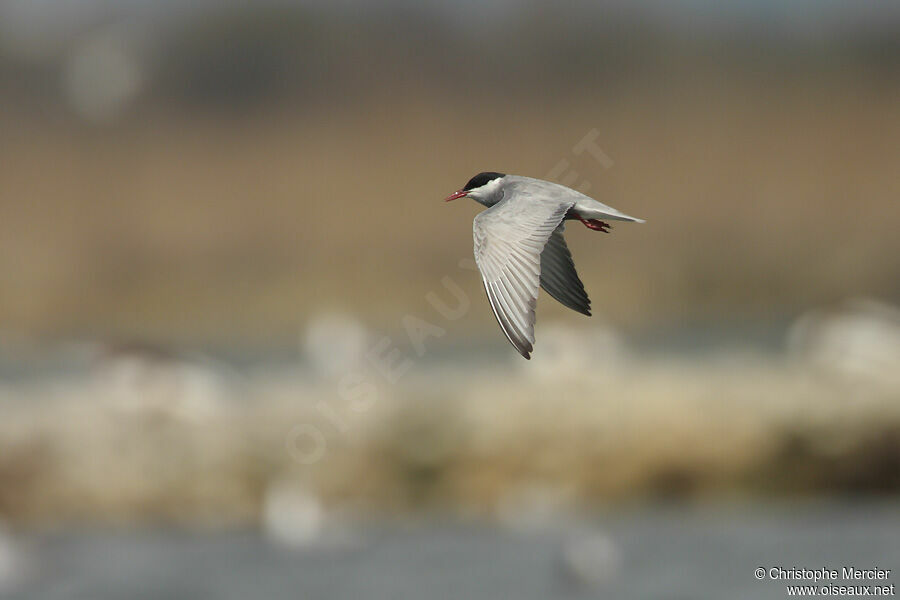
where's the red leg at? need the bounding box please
[578,217,612,233]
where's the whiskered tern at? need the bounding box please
[445,172,644,359]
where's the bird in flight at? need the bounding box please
[445,172,644,359]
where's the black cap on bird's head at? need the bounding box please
[444,171,506,202]
[464,171,505,191]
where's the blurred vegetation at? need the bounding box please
[0,353,897,527]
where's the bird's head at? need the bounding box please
[444,171,506,207]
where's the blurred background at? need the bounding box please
[0,0,898,598]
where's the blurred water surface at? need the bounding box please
[6,502,898,600]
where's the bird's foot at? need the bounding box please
[579,218,611,233]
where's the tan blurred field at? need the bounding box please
[1,74,898,347]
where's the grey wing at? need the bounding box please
[473,196,573,359]
[539,224,591,316]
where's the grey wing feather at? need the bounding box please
[473,195,573,359]
[539,224,591,316]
